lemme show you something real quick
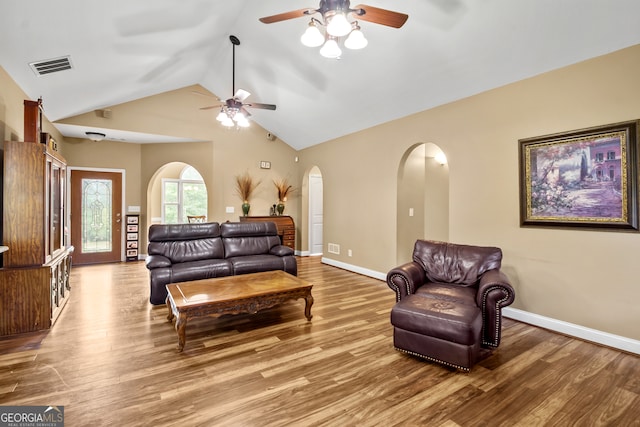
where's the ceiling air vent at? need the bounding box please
[29,55,73,76]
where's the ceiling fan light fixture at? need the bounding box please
[233,111,246,122]
[216,110,227,122]
[237,117,250,128]
[85,131,106,141]
[320,38,342,59]
[301,20,325,47]
[326,12,352,37]
[344,27,368,50]
[221,116,234,127]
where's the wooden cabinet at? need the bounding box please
[239,215,295,250]
[1,140,73,335]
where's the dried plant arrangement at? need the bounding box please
[273,178,296,202]
[235,172,261,202]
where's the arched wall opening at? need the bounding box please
[396,142,449,264]
[146,162,208,226]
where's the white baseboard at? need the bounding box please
[320,257,640,356]
[321,257,387,281]
[503,307,640,355]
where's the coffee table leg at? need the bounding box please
[166,298,175,322]
[304,292,314,321]
[175,313,187,352]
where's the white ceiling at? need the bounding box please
[2,0,640,150]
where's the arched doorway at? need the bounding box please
[146,162,208,225]
[396,143,449,263]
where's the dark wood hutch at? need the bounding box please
[0,99,73,336]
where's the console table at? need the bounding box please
[239,215,295,250]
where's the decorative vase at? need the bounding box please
[242,201,250,216]
[276,202,285,216]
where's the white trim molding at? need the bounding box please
[320,257,640,355]
[321,257,387,281]
[503,307,640,355]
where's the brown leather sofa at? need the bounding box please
[386,240,515,371]
[146,221,297,304]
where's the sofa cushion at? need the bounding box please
[221,222,282,258]
[148,223,224,263]
[413,240,502,286]
[170,259,233,283]
[228,254,288,275]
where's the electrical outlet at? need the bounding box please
[226,206,234,213]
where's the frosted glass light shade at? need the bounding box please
[301,24,324,47]
[326,13,352,37]
[344,29,368,49]
[221,117,234,127]
[319,38,342,58]
[216,110,227,122]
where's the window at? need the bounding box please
[607,151,616,160]
[595,152,604,162]
[161,166,207,223]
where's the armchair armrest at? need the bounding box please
[145,254,172,269]
[476,269,515,347]
[386,261,426,301]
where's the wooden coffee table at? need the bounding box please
[166,270,313,351]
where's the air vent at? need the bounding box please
[29,56,73,76]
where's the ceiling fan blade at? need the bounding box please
[352,4,408,28]
[235,88,251,101]
[199,105,221,110]
[247,103,277,111]
[259,9,315,24]
[241,107,252,118]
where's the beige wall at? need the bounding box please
[3,44,640,342]
[298,44,640,341]
[59,86,300,249]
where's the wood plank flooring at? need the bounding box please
[0,257,639,426]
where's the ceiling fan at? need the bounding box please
[259,1,407,58]
[199,35,276,127]
[259,0,408,29]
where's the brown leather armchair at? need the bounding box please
[386,240,515,371]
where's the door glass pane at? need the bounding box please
[82,178,112,253]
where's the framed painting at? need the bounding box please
[519,120,639,230]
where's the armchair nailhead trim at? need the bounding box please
[394,347,470,372]
[388,273,411,302]
[481,285,512,347]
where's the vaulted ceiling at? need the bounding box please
[2,0,640,150]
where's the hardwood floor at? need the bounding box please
[1,257,639,426]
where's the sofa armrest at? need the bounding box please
[386,261,426,302]
[145,254,172,269]
[476,269,515,347]
[269,245,294,257]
